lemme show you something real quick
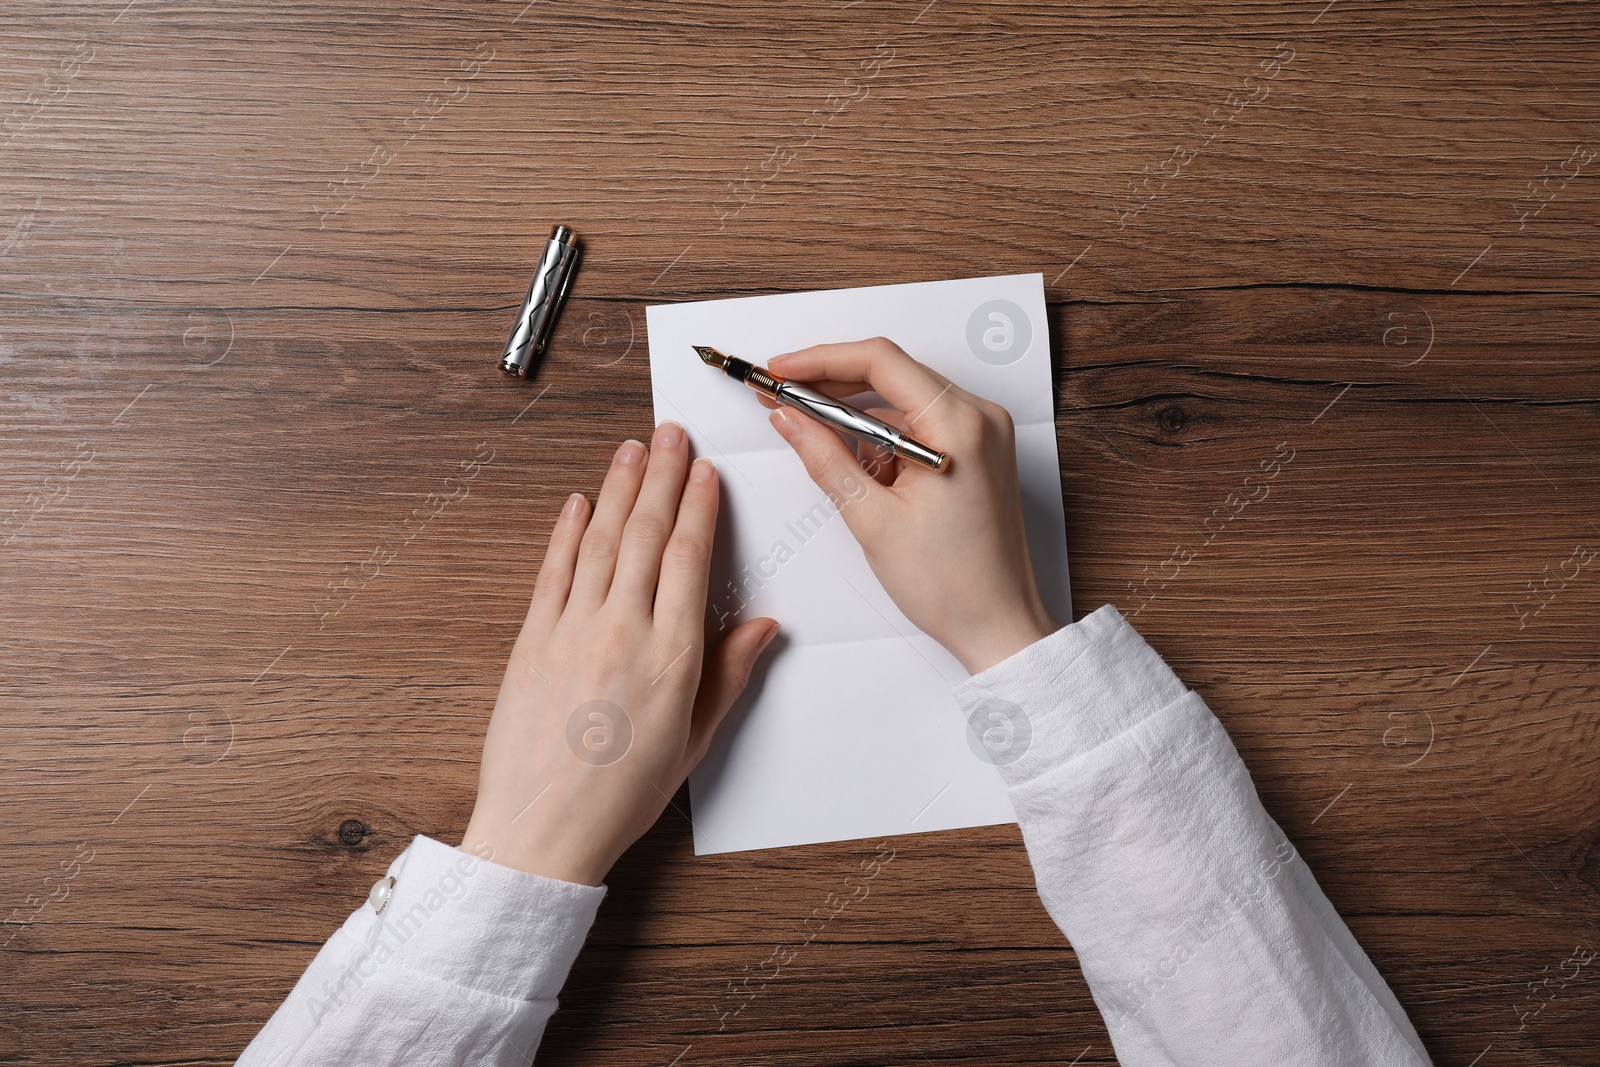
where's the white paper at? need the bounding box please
[646,273,1070,855]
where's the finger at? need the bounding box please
[610,422,691,609]
[686,618,780,766]
[769,406,890,516]
[865,406,910,433]
[653,456,720,636]
[856,441,897,487]
[524,492,591,629]
[767,339,954,424]
[567,438,649,611]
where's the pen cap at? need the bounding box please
[500,224,580,377]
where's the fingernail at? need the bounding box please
[563,492,585,518]
[617,439,646,465]
[690,457,715,482]
[757,622,780,654]
[656,422,683,448]
[770,407,798,437]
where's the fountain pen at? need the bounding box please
[693,345,949,472]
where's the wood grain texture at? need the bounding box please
[2,1,1597,1064]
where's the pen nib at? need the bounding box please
[693,345,729,368]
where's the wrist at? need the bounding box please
[954,603,1058,675]
[462,812,612,888]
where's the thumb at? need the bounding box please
[687,617,780,765]
[769,406,887,518]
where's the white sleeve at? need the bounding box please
[952,605,1433,1067]
[236,835,605,1067]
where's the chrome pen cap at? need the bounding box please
[500,224,580,377]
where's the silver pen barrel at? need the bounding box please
[776,382,949,471]
[500,225,580,377]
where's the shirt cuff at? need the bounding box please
[951,604,1188,787]
[334,835,607,1003]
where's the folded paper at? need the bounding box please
[646,273,1070,855]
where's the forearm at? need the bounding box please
[238,836,604,1067]
[955,606,1431,1067]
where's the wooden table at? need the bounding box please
[3,2,1597,1064]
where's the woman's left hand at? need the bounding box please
[462,422,779,885]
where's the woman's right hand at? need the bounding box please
[764,338,1059,675]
